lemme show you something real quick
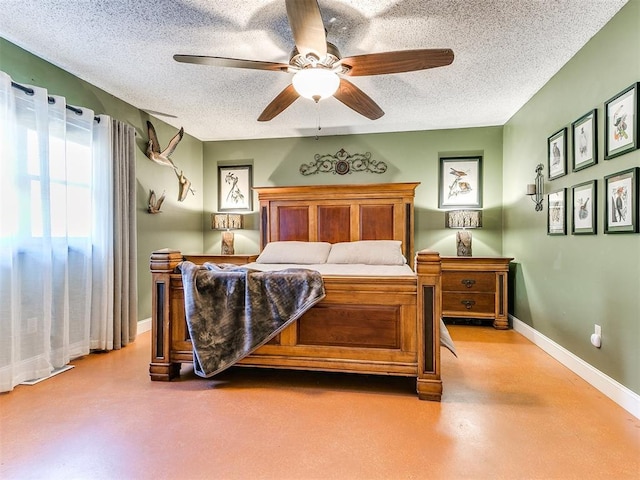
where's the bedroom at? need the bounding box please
[0,0,638,477]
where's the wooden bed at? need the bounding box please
[149,182,445,400]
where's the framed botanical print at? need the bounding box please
[604,167,638,233]
[605,82,638,159]
[572,180,597,235]
[438,156,483,208]
[572,110,597,171]
[548,128,567,180]
[547,188,566,235]
[218,164,253,211]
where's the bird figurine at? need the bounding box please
[146,120,183,169]
[177,171,192,202]
[146,121,195,201]
[147,190,166,214]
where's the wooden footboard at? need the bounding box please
[149,249,443,401]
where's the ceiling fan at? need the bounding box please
[174,0,454,122]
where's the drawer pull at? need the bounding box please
[460,300,476,310]
[461,279,476,288]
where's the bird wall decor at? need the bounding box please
[146,121,195,201]
[147,190,166,214]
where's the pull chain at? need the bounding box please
[315,100,321,140]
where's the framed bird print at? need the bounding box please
[572,180,597,235]
[605,82,639,160]
[218,164,253,212]
[438,156,483,208]
[604,167,638,234]
[547,188,566,235]
[547,127,567,180]
[572,110,597,172]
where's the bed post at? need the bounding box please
[415,250,443,401]
[149,249,183,381]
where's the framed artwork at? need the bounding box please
[548,128,567,180]
[571,180,597,235]
[218,164,253,211]
[438,156,483,208]
[604,167,638,234]
[605,82,638,159]
[572,110,597,171]
[547,188,566,235]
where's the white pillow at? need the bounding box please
[326,240,407,265]
[256,241,331,264]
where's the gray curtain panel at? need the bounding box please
[111,119,138,348]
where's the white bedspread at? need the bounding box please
[244,262,415,277]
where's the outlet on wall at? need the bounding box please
[591,324,602,348]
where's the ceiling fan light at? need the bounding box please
[292,68,340,102]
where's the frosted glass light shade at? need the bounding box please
[292,68,340,101]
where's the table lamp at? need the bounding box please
[445,210,482,256]
[212,213,243,255]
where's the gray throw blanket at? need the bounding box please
[180,261,326,377]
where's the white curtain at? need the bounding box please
[0,71,136,392]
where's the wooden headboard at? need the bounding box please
[254,183,420,263]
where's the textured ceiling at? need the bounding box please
[0,0,628,141]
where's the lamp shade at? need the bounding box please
[212,213,243,230]
[292,68,340,101]
[445,210,483,229]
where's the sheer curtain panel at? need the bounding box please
[0,71,137,392]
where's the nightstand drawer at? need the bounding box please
[443,292,495,315]
[442,272,495,292]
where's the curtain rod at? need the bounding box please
[11,80,101,123]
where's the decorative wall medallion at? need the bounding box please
[300,149,387,176]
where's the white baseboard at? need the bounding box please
[20,365,75,385]
[137,317,151,334]
[511,315,640,419]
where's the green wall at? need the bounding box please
[502,0,640,393]
[0,38,205,320]
[203,128,504,257]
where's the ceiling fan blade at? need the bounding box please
[174,54,289,72]
[333,78,384,120]
[341,49,454,76]
[258,84,300,121]
[285,0,327,59]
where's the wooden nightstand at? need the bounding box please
[441,256,513,329]
[183,254,258,266]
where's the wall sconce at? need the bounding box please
[526,163,544,212]
[445,210,483,257]
[212,213,243,255]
